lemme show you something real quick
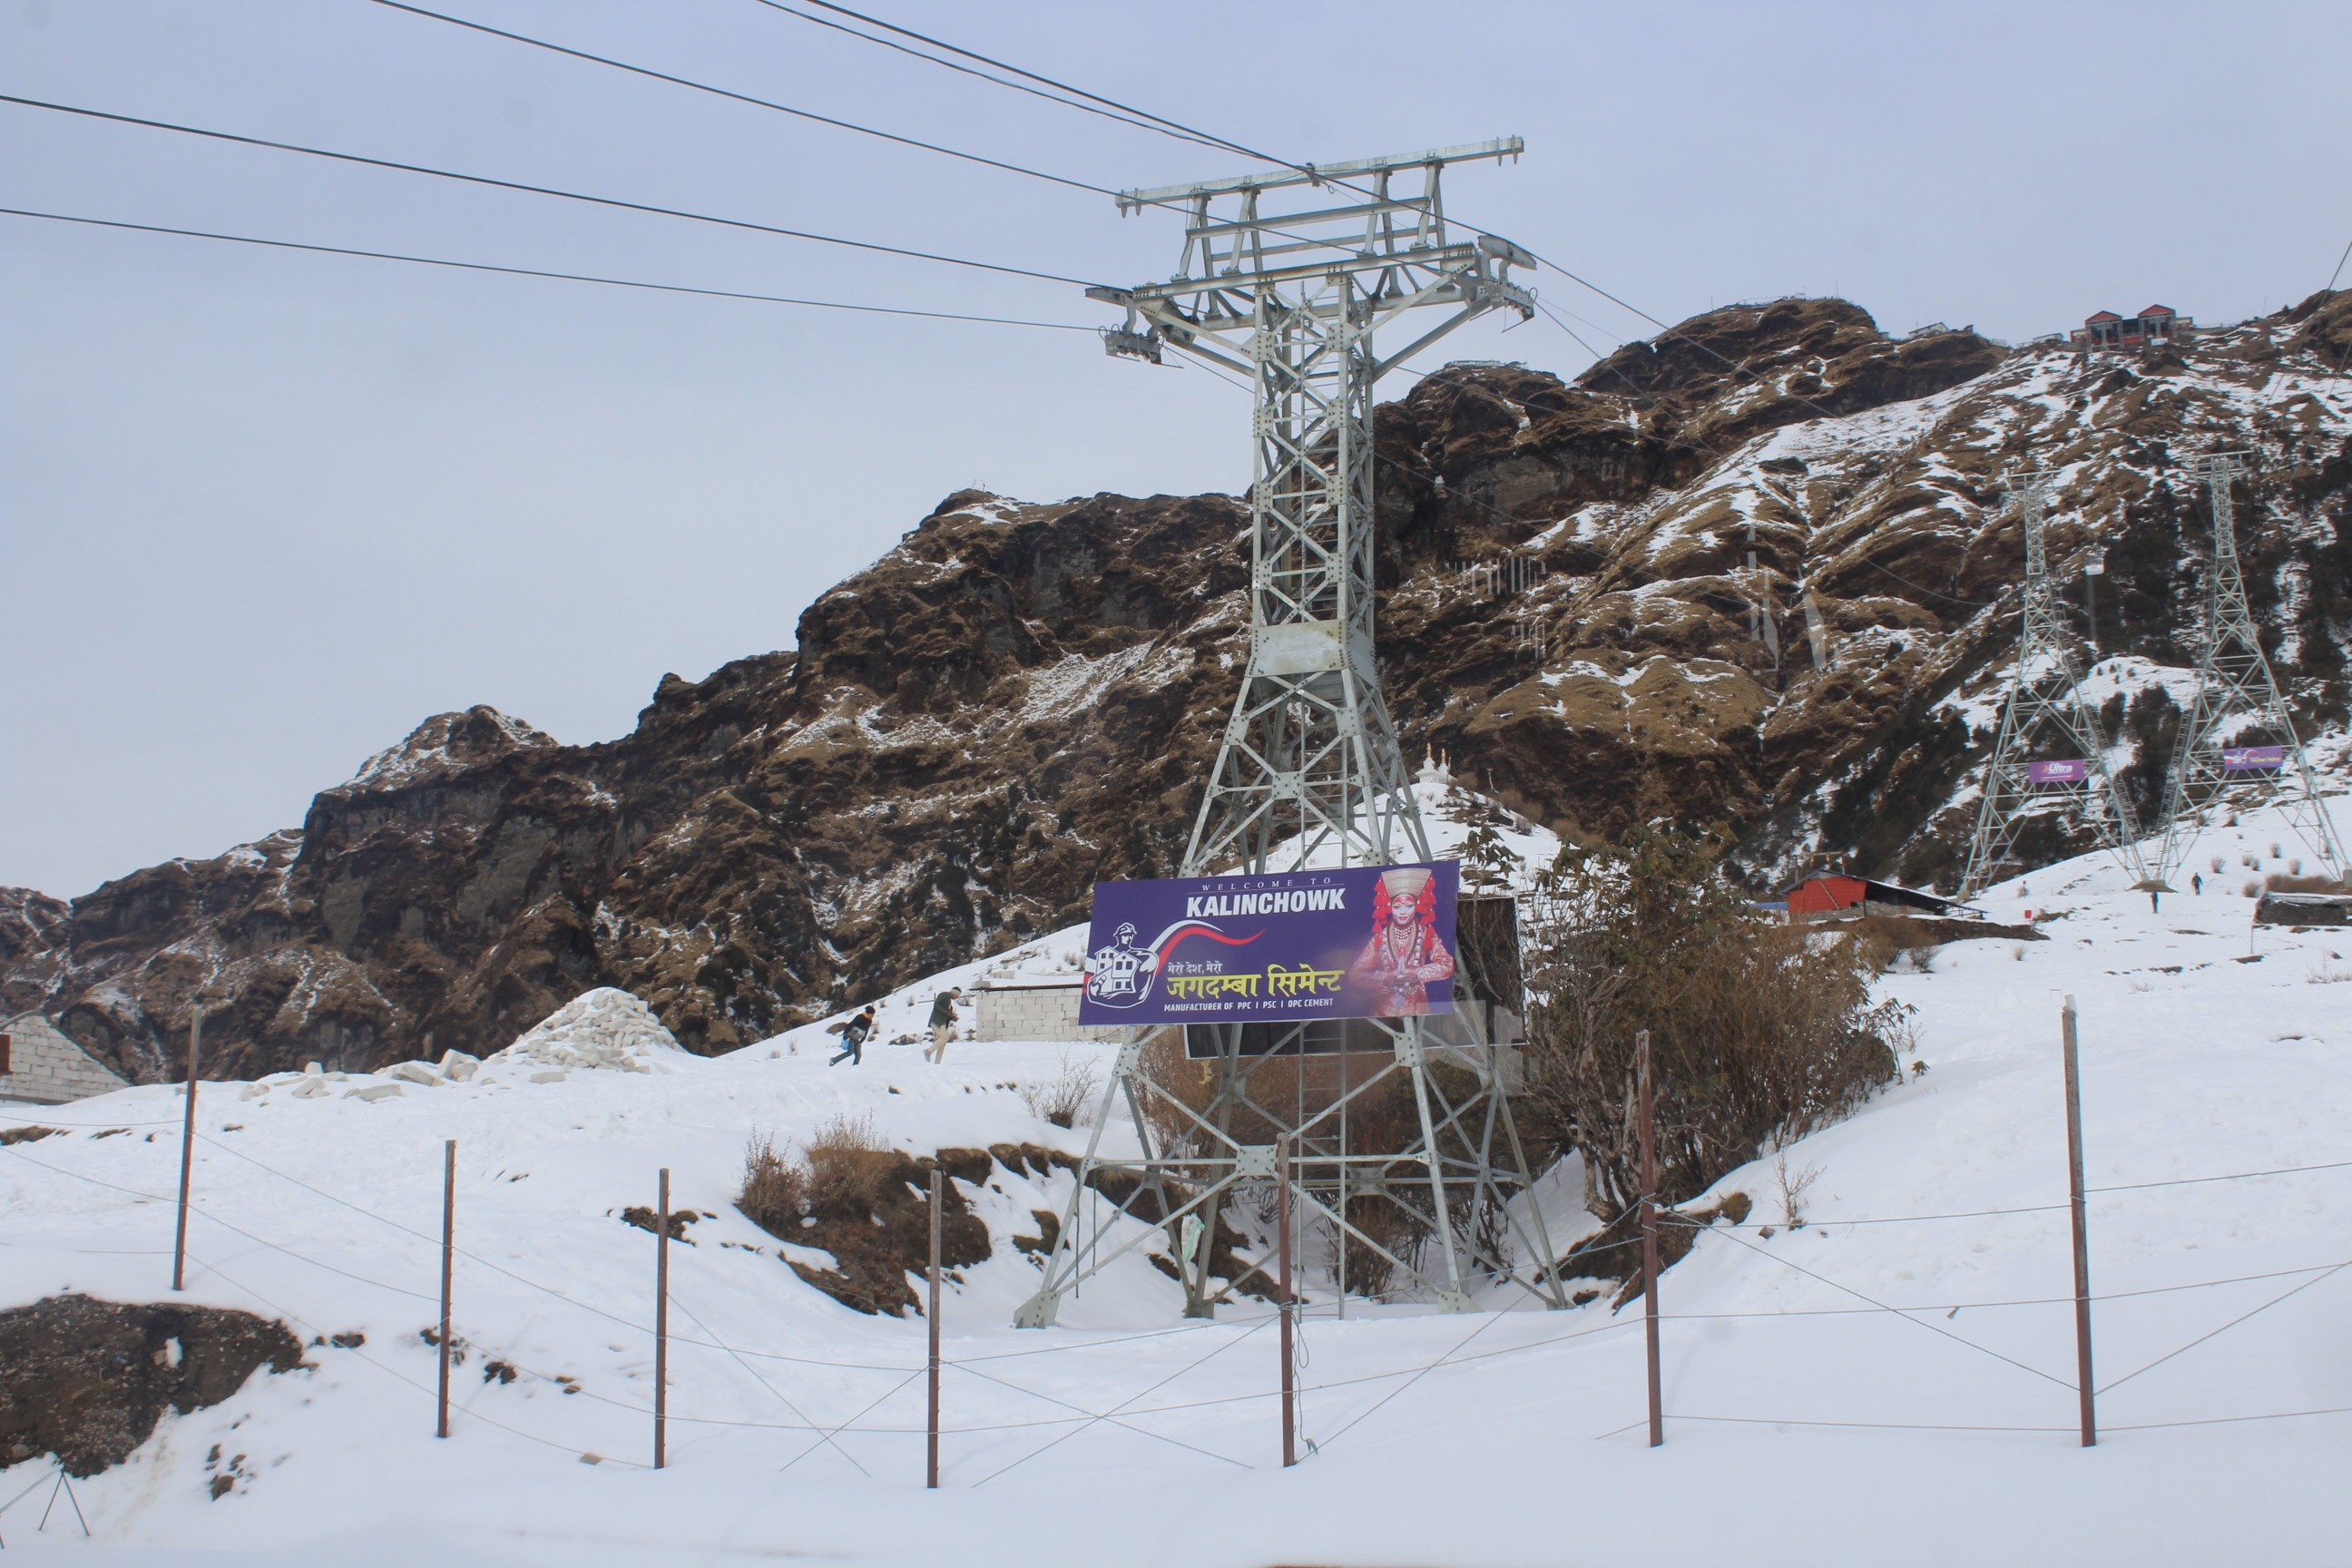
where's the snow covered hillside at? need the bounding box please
[3,795,2348,1565]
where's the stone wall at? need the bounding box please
[1,1013,132,1105]
[972,984,1123,1044]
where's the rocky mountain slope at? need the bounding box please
[7,290,2348,1083]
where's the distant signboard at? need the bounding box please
[2222,746,2286,771]
[1076,862,1459,1027]
[2028,760,2089,783]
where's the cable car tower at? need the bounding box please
[1959,472,2151,897]
[1017,142,1566,1326]
[2155,454,2347,883]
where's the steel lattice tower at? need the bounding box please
[1959,473,2151,897]
[1017,143,1565,1327]
[2155,454,2347,883]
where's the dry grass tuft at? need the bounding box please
[738,1132,808,1233]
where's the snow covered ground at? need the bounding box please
[3,798,2348,1565]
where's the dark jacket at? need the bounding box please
[928,994,957,1028]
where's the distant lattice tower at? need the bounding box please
[1959,472,2151,897]
[1016,143,1566,1328]
[2155,454,2347,883]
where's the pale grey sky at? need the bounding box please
[5,0,2349,898]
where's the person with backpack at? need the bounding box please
[925,989,961,1063]
[826,1004,877,1067]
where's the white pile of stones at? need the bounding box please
[484,988,689,1083]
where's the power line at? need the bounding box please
[0,206,1093,331]
[0,92,1099,289]
[750,1,1232,153]
[790,1,1283,171]
[370,0,1119,201]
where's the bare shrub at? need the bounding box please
[738,1132,808,1233]
[1018,1054,1102,1129]
[2266,870,2351,895]
[1520,825,1904,1218]
[1134,1028,1213,1156]
[806,1112,895,1214]
[1774,1152,1822,1229]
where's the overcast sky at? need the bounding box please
[5,0,2349,899]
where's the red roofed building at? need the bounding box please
[1782,875,1959,921]
[2072,305,2188,350]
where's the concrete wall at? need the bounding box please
[1,1013,131,1105]
[973,984,1124,1044]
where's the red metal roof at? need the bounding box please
[2139,304,2177,318]
[2084,310,2122,323]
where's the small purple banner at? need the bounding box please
[1077,862,1459,1025]
[2223,745,2286,771]
[2028,760,2089,784]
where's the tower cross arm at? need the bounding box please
[1116,138,1524,208]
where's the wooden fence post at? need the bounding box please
[2062,996,2095,1446]
[927,1166,943,1489]
[1638,1028,1662,1448]
[656,1167,671,1469]
[172,1006,201,1292]
[437,1138,455,1439]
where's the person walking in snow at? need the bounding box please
[2193,872,2204,895]
[925,989,961,1063]
[827,1004,877,1067]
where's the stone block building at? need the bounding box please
[972,980,1125,1044]
[0,1012,131,1104]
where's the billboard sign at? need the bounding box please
[2027,760,2089,783]
[1077,862,1459,1027]
[2222,745,2286,772]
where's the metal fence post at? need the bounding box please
[1279,1137,1297,1468]
[2062,996,2096,1446]
[1638,1028,1662,1447]
[655,1167,671,1469]
[172,1006,200,1292]
[437,1138,455,1439]
[927,1166,943,1489]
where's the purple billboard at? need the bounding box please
[2027,760,2089,783]
[2222,745,2286,771]
[1077,862,1459,1026]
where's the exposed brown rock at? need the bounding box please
[5,294,2346,1081]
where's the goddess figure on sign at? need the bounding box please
[1345,867,1455,1016]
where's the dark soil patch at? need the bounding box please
[621,1205,703,1241]
[0,1294,306,1476]
[0,1126,59,1146]
[742,1148,1002,1316]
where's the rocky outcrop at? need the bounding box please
[0,1295,306,1477]
[6,295,2347,1080]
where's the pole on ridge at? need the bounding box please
[655,1166,671,1470]
[437,1138,456,1440]
[926,1166,943,1490]
[2061,996,2096,1446]
[1279,1137,1296,1469]
[1638,1029,1662,1448]
[172,1005,201,1292]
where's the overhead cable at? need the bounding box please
[1,207,1094,331]
[369,0,1118,200]
[750,0,1233,152]
[0,92,1100,288]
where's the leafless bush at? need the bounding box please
[2265,870,2351,895]
[1520,826,1902,1217]
[1019,1053,1103,1129]
[1134,1028,1213,1156]
[806,1112,895,1213]
[1775,1152,1822,1229]
[738,1132,808,1233]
